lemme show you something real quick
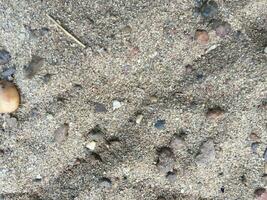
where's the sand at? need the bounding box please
[0,0,266,199]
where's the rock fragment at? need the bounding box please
[99,177,112,189]
[0,50,11,65]
[112,100,122,110]
[54,123,69,143]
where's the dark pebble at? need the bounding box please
[24,55,44,79]
[94,102,107,113]
[0,50,11,65]
[155,119,166,129]
[200,0,219,18]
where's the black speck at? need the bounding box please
[221,186,225,193]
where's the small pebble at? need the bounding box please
[0,50,11,65]
[121,25,132,34]
[54,123,69,143]
[99,177,112,189]
[2,67,16,80]
[94,102,107,113]
[196,140,215,165]
[264,47,267,54]
[195,30,209,45]
[206,107,224,119]
[150,95,158,103]
[251,142,259,154]
[249,132,260,142]
[215,22,231,38]
[264,163,267,175]
[0,80,20,113]
[33,175,42,182]
[136,114,143,124]
[200,0,219,18]
[154,119,166,129]
[112,100,122,110]
[24,55,44,79]
[166,171,177,183]
[86,141,96,151]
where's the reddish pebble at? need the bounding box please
[195,30,209,45]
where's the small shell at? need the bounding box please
[0,80,20,113]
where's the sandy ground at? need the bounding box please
[0,0,266,199]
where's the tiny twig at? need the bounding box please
[46,14,86,48]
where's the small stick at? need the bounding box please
[46,14,86,48]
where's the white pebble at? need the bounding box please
[112,100,122,110]
[264,47,267,54]
[136,114,143,124]
[86,141,96,151]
